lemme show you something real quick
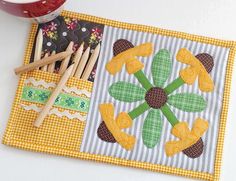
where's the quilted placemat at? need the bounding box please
[3,10,236,181]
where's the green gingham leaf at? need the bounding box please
[152,49,172,88]
[142,109,163,148]
[167,93,207,112]
[108,81,146,102]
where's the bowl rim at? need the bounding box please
[2,0,40,4]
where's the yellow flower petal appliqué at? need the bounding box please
[99,104,135,150]
[180,66,198,84]
[116,112,133,129]
[198,70,214,92]
[176,48,214,92]
[106,43,153,75]
[165,119,209,157]
[125,57,144,74]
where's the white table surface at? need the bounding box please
[0,0,236,180]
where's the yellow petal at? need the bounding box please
[105,43,153,75]
[132,43,153,57]
[106,55,126,75]
[126,57,144,74]
[99,104,136,150]
[116,112,133,129]
[191,118,209,137]
[180,67,198,84]
[165,119,209,157]
[176,48,199,67]
[198,70,214,92]
[165,140,181,157]
[171,122,190,139]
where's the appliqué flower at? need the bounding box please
[108,49,207,146]
[97,39,214,158]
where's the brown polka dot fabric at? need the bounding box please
[113,39,134,56]
[182,138,204,158]
[195,53,214,73]
[145,87,167,109]
[97,121,117,143]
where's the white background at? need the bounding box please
[0,0,236,180]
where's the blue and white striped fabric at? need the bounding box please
[80,25,230,174]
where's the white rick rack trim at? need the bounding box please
[24,77,91,98]
[25,77,56,88]
[20,103,87,121]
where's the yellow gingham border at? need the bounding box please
[3,10,236,181]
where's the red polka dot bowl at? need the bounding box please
[0,0,66,23]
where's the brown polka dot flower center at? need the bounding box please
[145,87,167,109]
